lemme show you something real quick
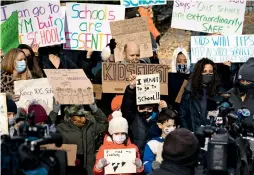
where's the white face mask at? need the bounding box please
[163,127,176,135]
[113,134,126,144]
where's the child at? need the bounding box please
[143,108,178,174]
[93,111,144,175]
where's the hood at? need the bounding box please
[171,47,190,74]
[103,134,132,148]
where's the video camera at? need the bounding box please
[1,111,67,175]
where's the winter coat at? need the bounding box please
[179,82,217,132]
[148,161,195,175]
[56,108,108,175]
[228,87,254,116]
[93,135,144,175]
[121,86,161,157]
[1,71,15,94]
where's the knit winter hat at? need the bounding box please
[108,111,128,135]
[238,57,254,82]
[111,95,124,111]
[28,104,48,124]
[6,98,17,114]
[162,128,199,168]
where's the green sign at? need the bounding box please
[0,11,19,54]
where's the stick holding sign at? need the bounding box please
[136,74,160,105]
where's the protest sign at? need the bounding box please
[0,11,19,54]
[64,3,125,51]
[136,74,160,105]
[102,63,168,95]
[104,148,136,174]
[41,144,77,166]
[171,0,247,34]
[0,93,9,135]
[191,35,254,63]
[93,84,102,100]
[1,1,65,46]
[121,0,166,8]
[175,80,188,104]
[14,78,54,114]
[44,69,94,105]
[157,28,191,72]
[110,17,153,62]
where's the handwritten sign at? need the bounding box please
[121,0,166,8]
[0,11,19,54]
[64,3,125,51]
[0,93,8,135]
[44,69,94,105]
[1,1,65,46]
[191,35,254,63]
[102,63,168,95]
[14,78,54,114]
[136,74,160,105]
[171,0,247,34]
[41,144,77,166]
[110,17,153,62]
[104,148,136,174]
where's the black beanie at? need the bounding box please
[162,128,199,168]
[6,98,17,114]
[238,57,254,82]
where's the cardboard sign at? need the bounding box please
[44,69,94,105]
[14,78,54,114]
[110,17,153,62]
[93,84,103,100]
[171,0,247,34]
[64,3,125,51]
[136,74,160,105]
[104,148,136,174]
[175,80,188,104]
[1,1,65,46]
[41,144,77,166]
[0,11,19,54]
[121,0,166,8]
[0,93,9,135]
[191,35,254,63]
[102,63,168,95]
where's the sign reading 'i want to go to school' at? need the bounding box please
[171,0,247,34]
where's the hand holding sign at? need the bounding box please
[129,74,137,89]
[96,158,110,170]
[159,100,167,109]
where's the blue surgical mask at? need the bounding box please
[176,63,187,73]
[15,60,26,73]
[8,116,17,126]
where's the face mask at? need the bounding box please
[202,74,213,84]
[176,63,187,74]
[113,134,126,144]
[163,127,176,135]
[239,82,254,94]
[8,118,15,125]
[139,111,153,120]
[16,60,27,73]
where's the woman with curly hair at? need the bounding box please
[179,58,220,132]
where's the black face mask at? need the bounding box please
[138,111,153,120]
[239,82,254,94]
[202,74,213,84]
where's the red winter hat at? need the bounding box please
[111,95,123,111]
[28,104,48,124]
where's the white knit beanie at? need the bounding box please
[108,111,128,135]
[101,46,111,62]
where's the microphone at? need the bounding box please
[30,133,63,151]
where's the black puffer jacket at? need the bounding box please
[121,86,161,157]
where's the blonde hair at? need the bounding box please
[1,48,31,80]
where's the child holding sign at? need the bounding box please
[93,111,144,175]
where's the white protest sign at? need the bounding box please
[0,93,9,135]
[1,0,65,46]
[121,0,166,8]
[64,3,125,51]
[171,0,247,34]
[136,74,160,105]
[104,148,136,174]
[191,35,254,63]
[14,78,54,114]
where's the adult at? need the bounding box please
[18,44,44,78]
[1,48,31,99]
[228,57,254,115]
[179,58,220,132]
[148,128,199,175]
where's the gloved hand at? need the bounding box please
[133,158,143,170]
[107,39,116,54]
[89,102,98,113]
[52,97,61,113]
[152,161,161,170]
[95,158,109,170]
[156,35,161,46]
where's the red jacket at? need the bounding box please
[93,135,144,175]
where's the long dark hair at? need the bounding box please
[190,58,220,99]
